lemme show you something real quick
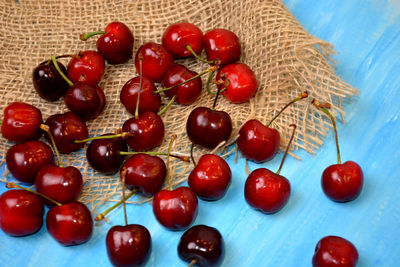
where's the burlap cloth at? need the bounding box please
[0,0,358,213]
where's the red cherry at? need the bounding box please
[35,165,83,205]
[0,189,44,236]
[162,64,202,105]
[188,154,231,200]
[1,102,43,143]
[67,50,105,86]
[106,224,152,266]
[216,63,257,104]
[203,28,241,66]
[6,141,54,183]
[120,76,161,115]
[312,236,359,267]
[46,201,93,246]
[153,186,198,230]
[162,22,203,58]
[120,154,166,197]
[135,42,174,83]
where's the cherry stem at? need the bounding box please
[119,151,189,162]
[135,53,144,119]
[185,44,214,64]
[120,168,128,226]
[51,55,74,87]
[190,143,196,166]
[276,124,297,175]
[188,259,198,267]
[167,134,177,191]
[157,95,176,116]
[94,189,137,221]
[212,79,227,110]
[206,70,216,94]
[266,91,308,127]
[6,182,62,207]
[80,30,106,41]
[40,124,63,167]
[74,132,133,144]
[312,99,341,164]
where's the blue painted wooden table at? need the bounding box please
[1,0,399,266]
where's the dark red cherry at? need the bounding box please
[45,112,89,154]
[1,102,43,143]
[122,111,165,151]
[46,201,93,246]
[162,64,202,105]
[120,154,166,197]
[188,154,231,200]
[33,60,69,101]
[237,119,280,163]
[67,50,105,86]
[162,22,203,58]
[216,63,257,103]
[186,107,232,149]
[35,165,83,205]
[86,134,127,174]
[203,28,241,66]
[64,83,106,121]
[244,168,291,214]
[106,224,152,266]
[0,189,44,236]
[322,161,363,202]
[135,42,174,83]
[120,76,161,115]
[312,236,359,267]
[6,141,54,183]
[153,186,198,230]
[178,225,224,267]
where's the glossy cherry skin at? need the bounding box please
[153,186,198,231]
[244,168,291,214]
[106,224,152,267]
[122,111,165,151]
[45,112,89,154]
[162,64,202,105]
[67,50,105,86]
[64,83,106,121]
[135,42,174,83]
[33,60,69,101]
[186,107,232,149]
[6,141,54,183]
[96,21,134,64]
[216,63,257,103]
[120,154,166,197]
[178,225,224,267]
[312,236,359,267]
[0,189,44,236]
[86,134,127,174]
[162,22,203,58]
[203,28,241,66]
[188,154,231,201]
[237,119,280,163]
[35,165,83,205]
[2,102,43,143]
[120,76,161,115]
[322,161,363,202]
[46,201,93,246]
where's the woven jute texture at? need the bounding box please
[0,0,358,213]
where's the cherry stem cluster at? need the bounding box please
[276,124,296,175]
[80,30,106,41]
[6,182,62,207]
[40,124,63,167]
[94,188,137,221]
[51,55,74,87]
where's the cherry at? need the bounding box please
[237,92,308,163]
[178,225,224,267]
[312,236,359,267]
[188,154,231,201]
[162,22,203,58]
[81,21,134,64]
[203,28,241,66]
[215,63,257,104]
[313,99,364,202]
[1,102,43,143]
[0,189,44,236]
[135,42,174,83]
[32,59,69,101]
[6,141,54,184]
[67,50,105,86]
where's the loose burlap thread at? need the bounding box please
[0,0,358,213]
